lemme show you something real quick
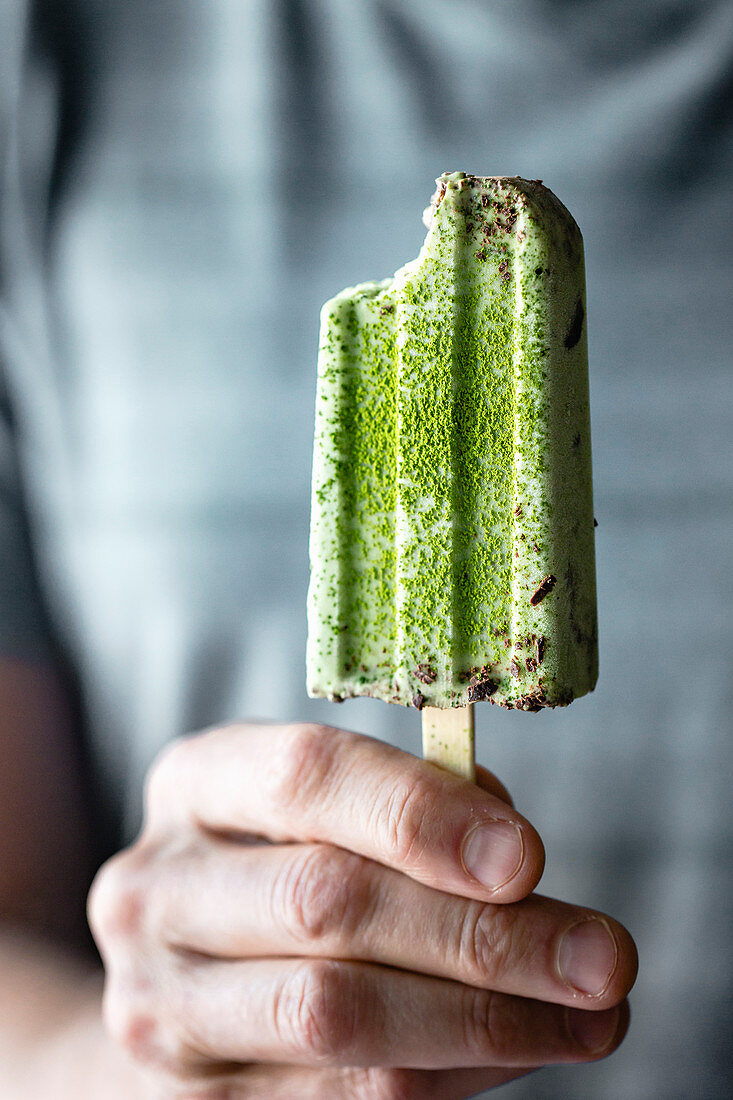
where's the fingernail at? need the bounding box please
[557,919,618,997]
[461,820,524,891]
[566,1005,619,1053]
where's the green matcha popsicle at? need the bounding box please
[307,173,597,770]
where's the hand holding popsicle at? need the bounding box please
[89,723,637,1098]
[88,175,637,1097]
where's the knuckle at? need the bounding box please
[275,960,358,1062]
[88,849,151,945]
[486,988,524,1061]
[278,845,372,945]
[103,980,199,1079]
[460,986,492,1060]
[144,735,194,820]
[457,903,523,986]
[103,981,159,1065]
[375,775,438,868]
[266,724,338,812]
[462,987,524,1062]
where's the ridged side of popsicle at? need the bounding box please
[307,173,597,710]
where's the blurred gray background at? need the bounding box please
[1,0,732,1096]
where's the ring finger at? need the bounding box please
[164,956,628,1070]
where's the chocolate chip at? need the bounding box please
[514,685,548,712]
[412,692,425,710]
[530,575,556,606]
[468,678,498,702]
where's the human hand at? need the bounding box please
[89,723,637,1098]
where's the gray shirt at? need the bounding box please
[1,2,731,1096]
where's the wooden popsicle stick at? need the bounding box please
[422,704,475,781]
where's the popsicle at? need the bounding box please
[307,172,597,777]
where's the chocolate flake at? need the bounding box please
[510,659,521,679]
[515,685,549,712]
[468,682,497,699]
[530,575,556,606]
[412,692,425,710]
[468,678,499,702]
[514,504,523,517]
[414,663,437,685]
[537,636,546,664]
[379,303,394,316]
[467,665,499,702]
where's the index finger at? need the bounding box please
[146,723,545,903]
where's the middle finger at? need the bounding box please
[160,838,636,1009]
